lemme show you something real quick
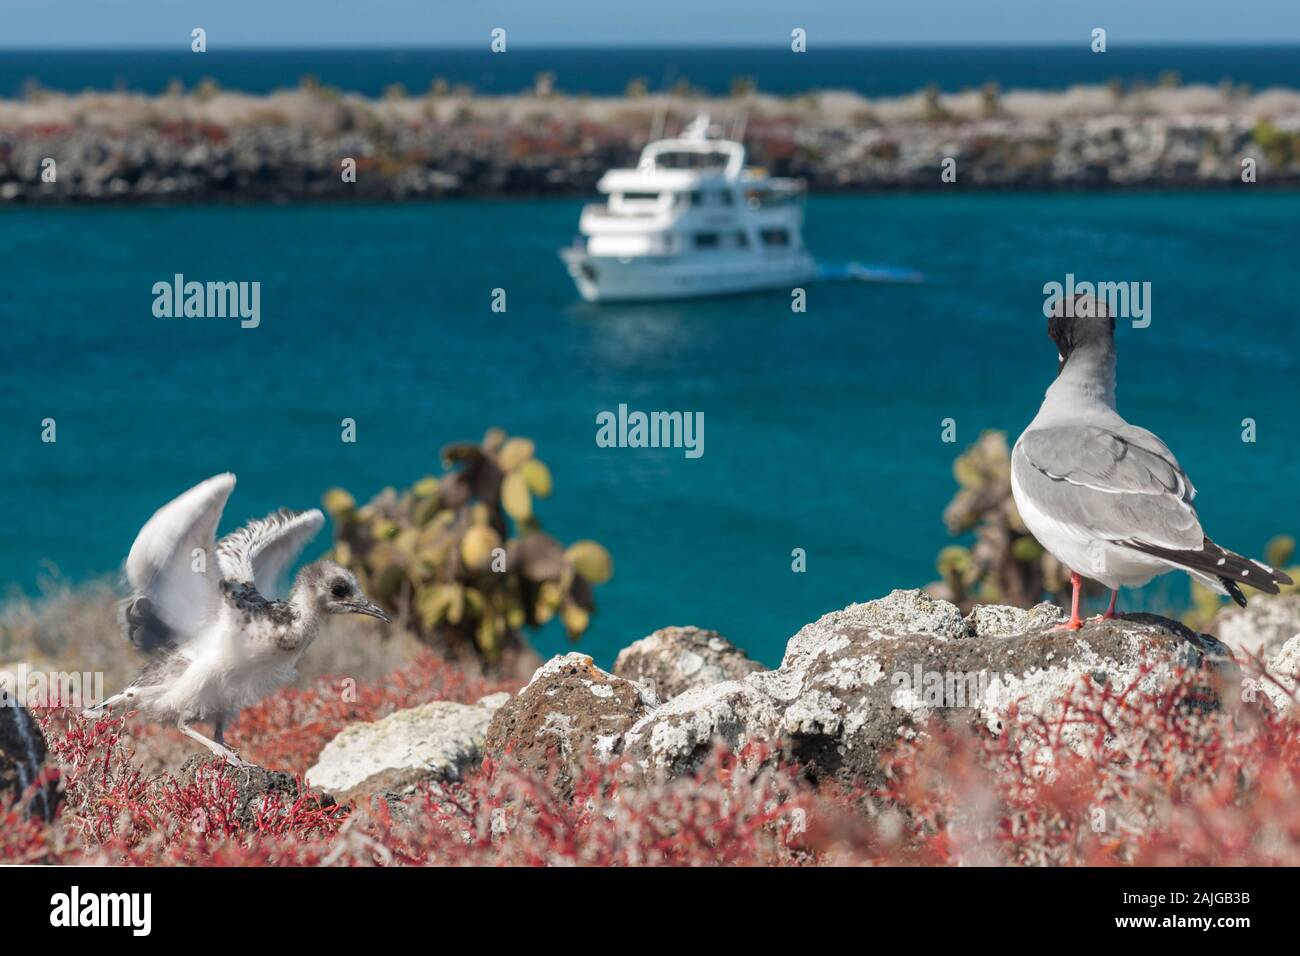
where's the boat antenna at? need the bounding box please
[648,99,665,146]
[648,63,676,145]
[730,109,748,144]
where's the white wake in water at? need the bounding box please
[818,261,925,284]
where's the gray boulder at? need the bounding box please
[742,593,1229,787]
[964,601,1063,638]
[1213,594,1300,660]
[613,625,766,700]
[620,673,793,779]
[483,652,657,797]
[1260,634,1300,713]
[516,590,1236,791]
[306,693,509,802]
[0,705,60,820]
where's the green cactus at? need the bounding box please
[566,540,614,585]
[934,435,1300,623]
[1266,534,1295,571]
[1252,119,1298,168]
[979,82,1002,119]
[921,84,950,122]
[323,428,613,664]
[520,459,553,497]
[929,430,1103,612]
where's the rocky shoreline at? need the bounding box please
[476,591,1246,794]
[3,83,1300,203]
[7,587,1299,868]
[223,589,1297,807]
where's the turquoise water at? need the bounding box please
[4,192,1299,666]
[4,46,1299,99]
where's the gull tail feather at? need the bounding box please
[1125,535,1293,607]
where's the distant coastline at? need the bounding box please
[3,45,1300,99]
[2,79,1299,203]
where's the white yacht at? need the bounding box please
[561,116,817,302]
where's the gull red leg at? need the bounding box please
[1090,588,1120,622]
[1053,571,1085,631]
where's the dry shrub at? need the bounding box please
[861,661,1300,866]
[1,572,428,691]
[6,656,1298,867]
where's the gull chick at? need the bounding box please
[1011,295,1292,630]
[86,473,390,766]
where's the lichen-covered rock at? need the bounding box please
[763,600,1231,787]
[622,673,793,778]
[623,591,1233,789]
[1213,594,1300,659]
[613,626,766,700]
[483,652,658,797]
[781,589,969,674]
[305,694,510,802]
[964,601,1062,638]
[1261,634,1300,713]
[0,705,60,820]
[495,591,1236,793]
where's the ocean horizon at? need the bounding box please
[4,44,1300,99]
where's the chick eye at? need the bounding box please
[330,583,349,599]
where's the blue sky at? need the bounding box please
[3,0,1298,48]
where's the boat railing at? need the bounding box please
[583,203,660,220]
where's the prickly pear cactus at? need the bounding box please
[928,429,1101,612]
[933,433,1296,621]
[323,428,613,662]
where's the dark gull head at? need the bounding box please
[1047,293,1115,376]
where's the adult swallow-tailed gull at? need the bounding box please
[1011,295,1292,630]
[85,473,390,766]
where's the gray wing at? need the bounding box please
[1012,423,1202,549]
[123,473,235,652]
[216,508,324,598]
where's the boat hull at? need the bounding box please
[561,248,817,303]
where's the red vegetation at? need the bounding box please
[155,120,230,145]
[225,650,516,774]
[864,663,1300,865]
[4,656,1298,866]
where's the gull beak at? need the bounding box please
[347,600,391,623]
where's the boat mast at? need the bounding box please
[730,110,748,145]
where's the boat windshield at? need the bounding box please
[652,150,732,171]
[745,189,802,209]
